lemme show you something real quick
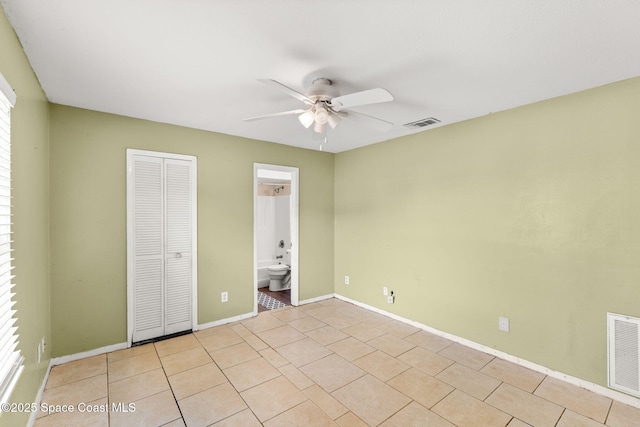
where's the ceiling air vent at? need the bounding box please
[404,117,441,129]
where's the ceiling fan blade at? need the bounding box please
[258,79,314,105]
[329,88,393,112]
[347,110,394,132]
[243,109,306,122]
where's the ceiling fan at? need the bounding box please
[244,78,394,148]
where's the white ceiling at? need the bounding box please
[2,1,640,153]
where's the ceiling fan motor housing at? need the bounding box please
[307,78,340,101]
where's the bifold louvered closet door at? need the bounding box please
[127,150,197,343]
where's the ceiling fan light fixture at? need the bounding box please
[327,113,342,129]
[313,121,326,134]
[298,110,315,128]
[314,106,329,125]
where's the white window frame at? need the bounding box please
[0,72,23,405]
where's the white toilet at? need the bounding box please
[267,264,291,291]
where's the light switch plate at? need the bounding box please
[498,316,510,332]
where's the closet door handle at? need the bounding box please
[175,252,182,259]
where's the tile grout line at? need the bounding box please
[394,369,457,417]
[554,408,567,427]
[480,377,610,426]
[376,399,415,427]
[195,324,286,425]
[153,342,187,427]
[114,353,181,422]
[273,307,441,424]
[602,399,614,425]
[421,347,605,427]
[243,327,328,425]
[339,315,561,426]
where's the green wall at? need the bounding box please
[49,106,334,356]
[335,76,640,388]
[0,8,51,427]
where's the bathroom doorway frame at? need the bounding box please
[253,163,300,313]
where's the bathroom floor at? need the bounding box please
[257,288,291,312]
[34,298,639,426]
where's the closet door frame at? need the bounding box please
[126,149,198,346]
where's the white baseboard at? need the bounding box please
[298,293,335,306]
[198,311,255,331]
[51,342,128,366]
[27,359,53,427]
[51,311,257,367]
[334,293,640,410]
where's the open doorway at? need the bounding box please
[253,163,299,313]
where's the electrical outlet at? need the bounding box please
[387,291,394,304]
[498,316,510,332]
[383,287,388,296]
[41,336,46,351]
[344,275,350,285]
[221,291,228,303]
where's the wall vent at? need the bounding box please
[403,117,441,129]
[608,312,640,397]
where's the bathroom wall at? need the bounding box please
[274,194,291,259]
[257,196,276,263]
[256,184,291,263]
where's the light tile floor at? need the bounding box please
[35,298,640,426]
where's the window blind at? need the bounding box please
[0,74,23,405]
